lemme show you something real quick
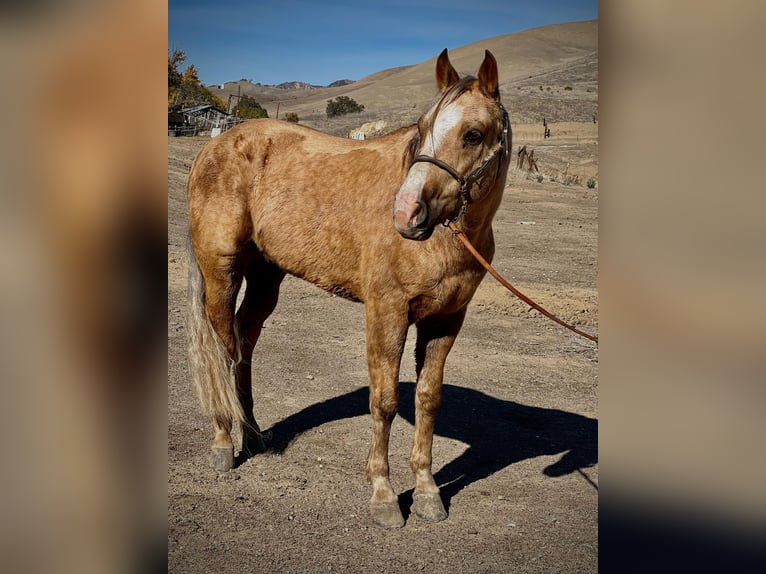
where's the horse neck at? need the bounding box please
[460,164,508,243]
[460,201,498,248]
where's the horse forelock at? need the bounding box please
[422,76,474,130]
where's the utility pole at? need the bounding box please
[227,85,242,115]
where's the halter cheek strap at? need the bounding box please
[408,108,510,225]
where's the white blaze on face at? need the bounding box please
[421,101,465,156]
[394,102,465,231]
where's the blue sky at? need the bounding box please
[169,0,598,87]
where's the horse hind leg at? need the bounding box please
[234,254,285,457]
[187,238,246,472]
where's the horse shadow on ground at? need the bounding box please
[248,382,597,515]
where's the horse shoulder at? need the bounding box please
[378,232,486,320]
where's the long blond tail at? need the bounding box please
[186,235,245,428]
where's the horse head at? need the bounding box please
[393,49,510,240]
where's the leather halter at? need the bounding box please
[409,107,510,225]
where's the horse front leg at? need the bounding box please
[364,303,409,529]
[410,309,467,522]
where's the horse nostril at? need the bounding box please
[410,200,428,228]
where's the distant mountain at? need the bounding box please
[275,81,322,90]
[218,79,356,93]
[327,79,355,88]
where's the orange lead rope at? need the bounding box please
[447,221,598,344]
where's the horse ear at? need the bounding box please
[478,50,500,99]
[435,48,460,92]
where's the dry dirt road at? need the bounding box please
[168,125,598,573]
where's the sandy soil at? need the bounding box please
[168,123,598,573]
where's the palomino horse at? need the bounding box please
[187,49,511,528]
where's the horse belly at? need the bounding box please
[251,213,365,302]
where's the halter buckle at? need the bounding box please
[442,186,469,228]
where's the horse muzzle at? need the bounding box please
[393,197,434,240]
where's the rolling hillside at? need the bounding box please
[211,20,597,132]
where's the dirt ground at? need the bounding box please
[168,124,598,573]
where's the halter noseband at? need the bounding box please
[409,107,510,226]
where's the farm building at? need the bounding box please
[168,104,242,136]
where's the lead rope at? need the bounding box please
[447,221,598,344]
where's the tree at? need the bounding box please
[182,64,201,85]
[233,94,268,119]
[168,49,227,110]
[326,95,364,118]
[168,49,186,105]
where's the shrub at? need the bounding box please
[326,96,365,118]
[564,86,573,91]
[587,178,596,189]
[284,112,299,123]
[233,94,268,119]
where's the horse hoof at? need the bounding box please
[411,493,448,522]
[210,447,235,472]
[370,502,405,529]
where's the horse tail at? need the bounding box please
[186,234,245,428]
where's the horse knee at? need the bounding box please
[369,387,398,423]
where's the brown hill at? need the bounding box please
[212,20,597,131]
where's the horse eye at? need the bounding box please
[463,129,483,145]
